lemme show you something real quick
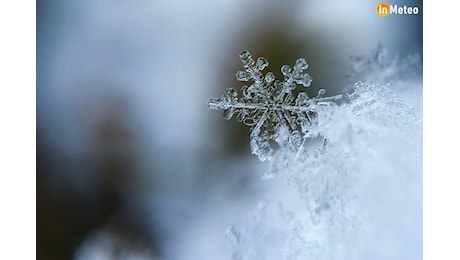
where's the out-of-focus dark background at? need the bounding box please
[37,0,422,259]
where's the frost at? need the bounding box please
[208,50,422,259]
[208,51,344,161]
[208,51,419,162]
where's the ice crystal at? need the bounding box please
[208,51,344,161]
[209,50,422,260]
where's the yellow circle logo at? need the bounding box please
[376,2,390,16]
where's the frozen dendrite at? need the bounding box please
[208,51,344,161]
[210,51,422,259]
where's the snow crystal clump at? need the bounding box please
[208,51,422,259]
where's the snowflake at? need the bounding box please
[210,50,422,260]
[208,51,344,161]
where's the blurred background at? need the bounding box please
[37,0,422,259]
